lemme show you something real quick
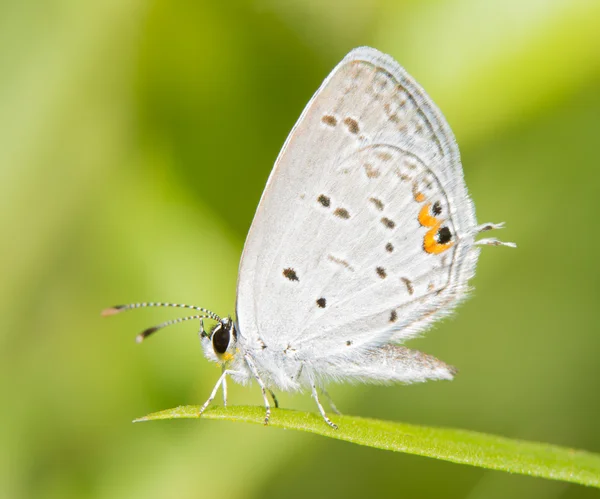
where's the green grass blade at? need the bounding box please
[135,405,599,488]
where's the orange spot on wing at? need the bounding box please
[414,192,425,203]
[418,203,438,228]
[423,223,454,254]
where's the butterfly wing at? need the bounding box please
[236,47,479,360]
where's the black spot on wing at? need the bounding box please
[343,117,360,134]
[369,197,384,211]
[437,226,452,244]
[381,217,395,229]
[317,194,331,208]
[316,297,326,308]
[283,268,299,282]
[321,115,337,127]
[334,207,350,219]
[401,277,414,295]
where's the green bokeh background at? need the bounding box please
[1,1,599,498]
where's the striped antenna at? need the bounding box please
[135,314,215,343]
[101,302,221,321]
[101,302,222,343]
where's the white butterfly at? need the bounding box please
[104,47,514,429]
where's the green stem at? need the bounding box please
[135,405,600,488]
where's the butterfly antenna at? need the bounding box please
[135,314,215,343]
[101,302,222,342]
[101,302,221,321]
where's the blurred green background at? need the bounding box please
[1,0,599,498]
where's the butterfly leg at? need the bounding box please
[198,370,239,417]
[311,384,338,430]
[320,388,341,415]
[244,355,271,425]
[268,389,279,409]
[221,365,228,407]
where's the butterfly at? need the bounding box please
[103,47,514,429]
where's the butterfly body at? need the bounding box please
[105,47,514,428]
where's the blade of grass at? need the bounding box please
[135,405,600,488]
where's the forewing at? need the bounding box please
[236,47,479,359]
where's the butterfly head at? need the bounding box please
[101,302,240,364]
[201,316,238,364]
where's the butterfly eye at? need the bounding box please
[211,323,231,355]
